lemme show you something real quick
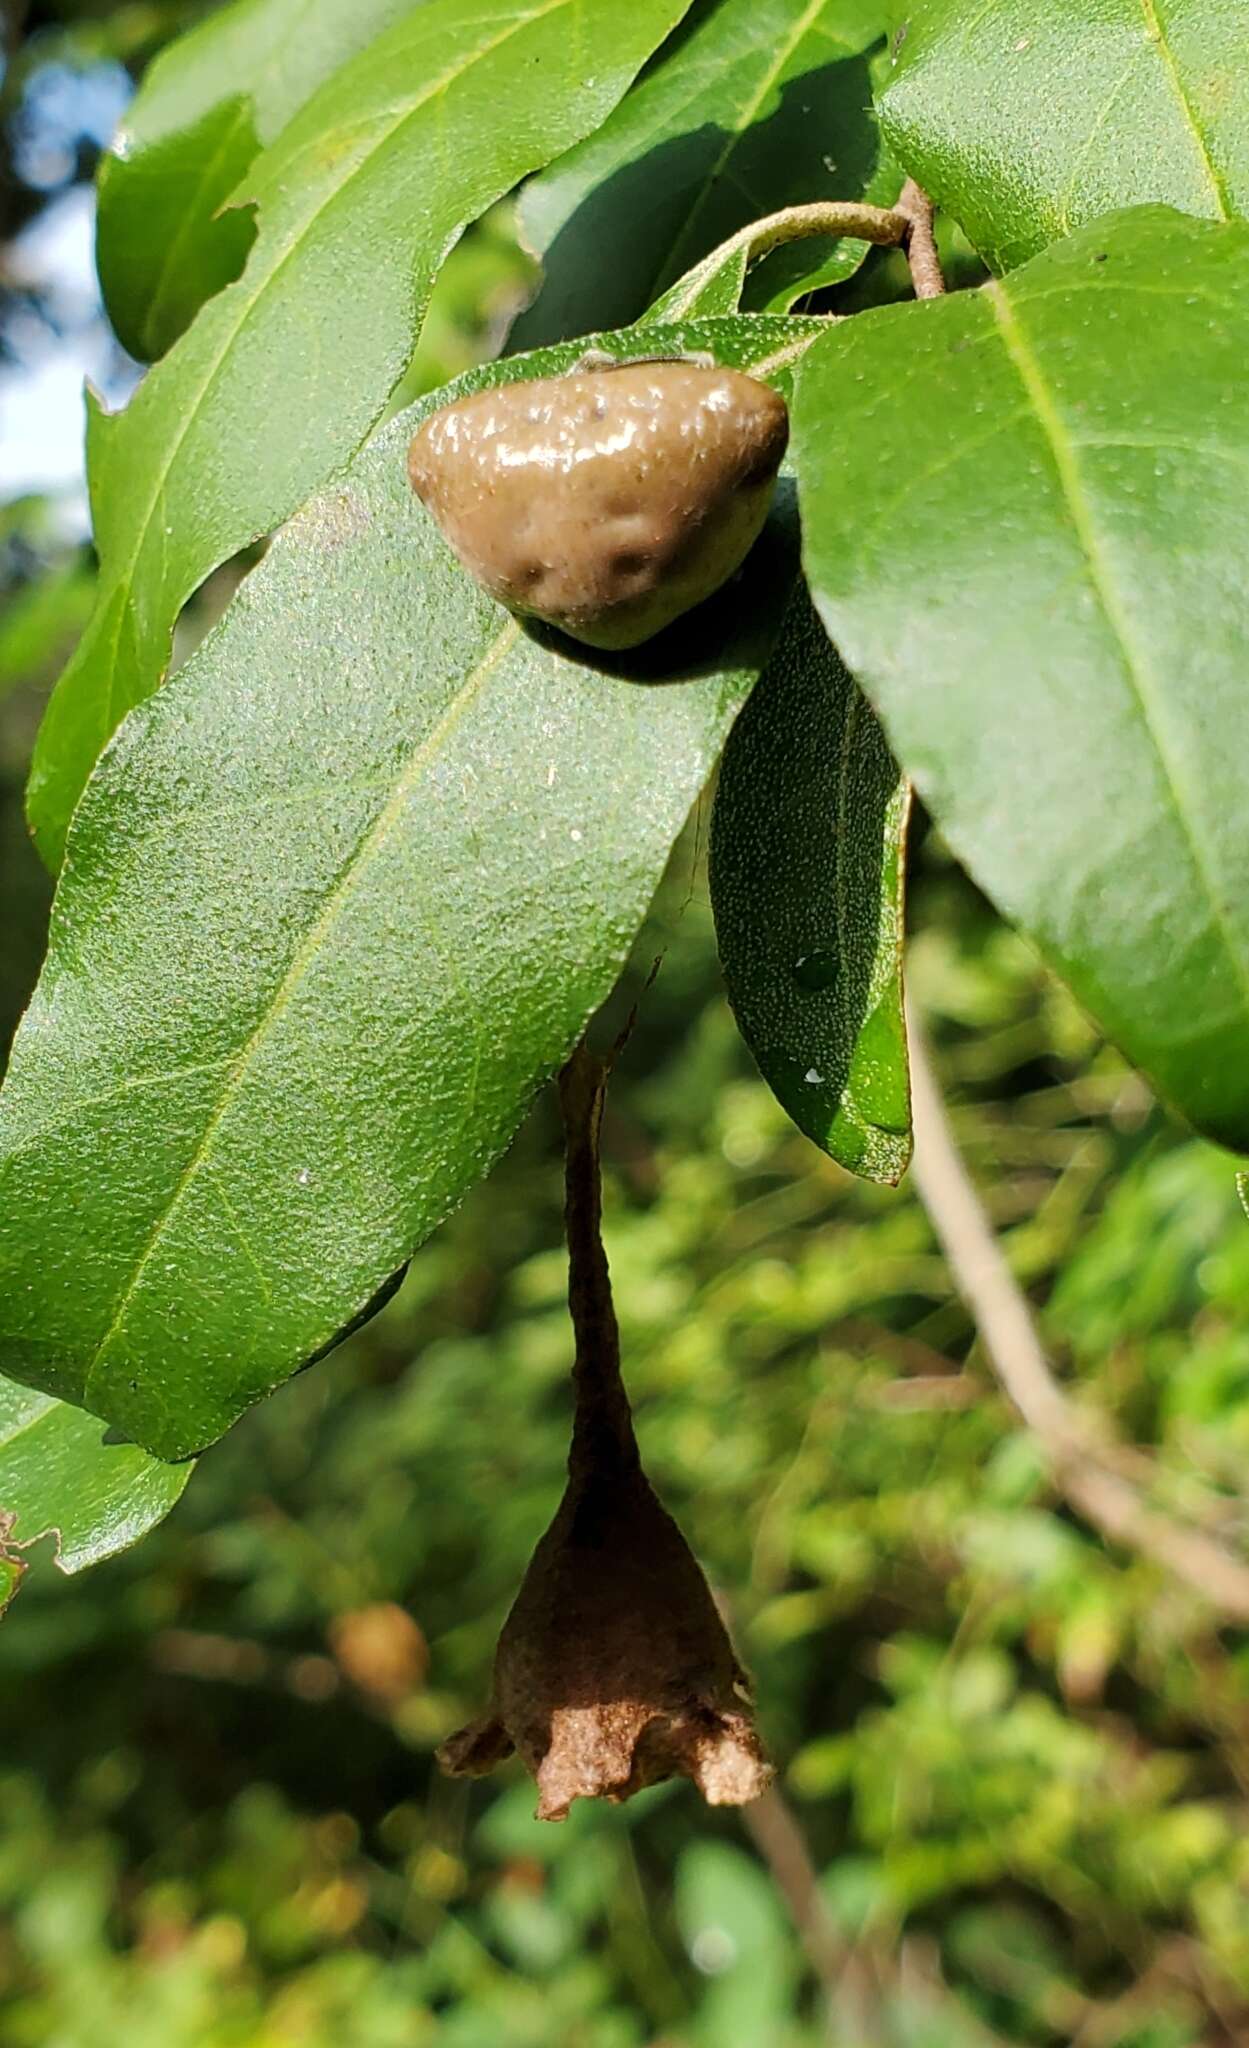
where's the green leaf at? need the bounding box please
[0,1377,190,1585]
[97,0,430,362]
[642,241,752,322]
[511,0,898,348]
[878,0,1249,274]
[675,1843,795,2045]
[794,206,1249,1155]
[28,0,692,872]
[0,315,820,1461]
[710,594,910,1183]
[0,557,95,703]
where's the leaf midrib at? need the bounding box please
[654,0,837,292]
[134,0,327,355]
[132,0,331,352]
[1137,0,1232,220]
[139,103,256,358]
[81,616,522,1403]
[985,274,1249,1018]
[578,0,872,203]
[0,1400,58,1455]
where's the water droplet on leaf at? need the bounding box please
[791,949,838,991]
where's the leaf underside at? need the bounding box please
[711,594,911,1183]
[0,1376,190,1578]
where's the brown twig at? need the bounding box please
[660,199,914,317]
[739,1780,883,2042]
[739,1784,850,1984]
[895,179,947,300]
[742,1780,1019,2043]
[731,199,912,266]
[906,994,1249,1623]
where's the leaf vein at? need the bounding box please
[81,616,522,1402]
[0,1056,235,1169]
[985,275,1249,1013]
[1055,51,1144,234]
[655,0,833,290]
[1138,0,1232,219]
[90,0,574,722]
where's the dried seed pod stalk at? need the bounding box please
[439,1043,771,1820]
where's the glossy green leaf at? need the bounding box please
[879,0,1249,274]
[710,594,910,1182]
[511,0,897,348]
[0,1377,190,1586]
[794,207,1249,1154]
[28,0,692,871]
[97,0,429,362]
[0,315,820,1461]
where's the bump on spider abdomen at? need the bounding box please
[407,361,788,651]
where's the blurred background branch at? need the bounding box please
[907,992,1249,1623]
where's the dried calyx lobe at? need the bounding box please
[439,1044,771,1821]
[407,359,788,651]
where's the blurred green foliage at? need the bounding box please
[2,777,1249,2041]
[4,6,1249,2042]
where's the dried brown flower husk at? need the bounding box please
[438,1045,771,1821]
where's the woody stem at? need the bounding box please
[720,199,910,272]
[894,179,947,299]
